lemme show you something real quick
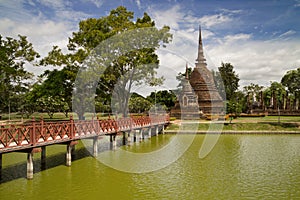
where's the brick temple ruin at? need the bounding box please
[171,27,224,119]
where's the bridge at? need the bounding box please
[0,114,169,179]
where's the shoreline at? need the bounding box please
[163,130,300,134]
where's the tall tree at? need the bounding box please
[26,69,73,118]
[147,90,177,111]
[270,81,286,109]
[0,34,39,113]
[218,62,240,101]
[281,68,300,109]
[281,68,300,94]
[41,6,172,119]
[243,83,264,111]
[129,95,152,114]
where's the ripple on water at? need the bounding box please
[1,134,300,199]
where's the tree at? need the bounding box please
[270,81,286,108]
[41,6,172,119]
[212,69,226,100]
[217,62,240,101]
[146,90,177,111]
[243,83,264,112]
[216,62,240,114]
[281,68,300,109]
[0,35,39,113]
[281,68,300,95]
[129,96,152,113]
[176,66,192,89]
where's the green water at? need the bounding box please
[1,134,300,199]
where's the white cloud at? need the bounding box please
[278,30,296,38]
[38,0,67,9]
[148,5,183,29]
[199,14,233,28]
[294,0,300,7]
[0,0,76,75]
[135,0,141,9]
[223,33,251,43]
[207,38,300,88]
[148,4,299,90]
[81,0,104,8]
[0,0,34,21]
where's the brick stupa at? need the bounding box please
[171,27,224,118]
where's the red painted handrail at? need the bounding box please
[0,114,169,153]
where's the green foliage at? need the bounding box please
[218,62,240,101]
[212,69,226,100]
[281,68,300,98]
[40,6,172,119]
[128,96,151,113]
[270,81,286,106]
[243,83,264,111]
[227,100,242,123]
[176,66,192,89]
[146,90,177,111]
[0,34,39,113]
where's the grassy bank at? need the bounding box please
[166,123,300,131]
[167,116,300,131]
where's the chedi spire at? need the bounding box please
[195,25,207,67]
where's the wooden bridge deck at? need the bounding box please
[0,115,169,154]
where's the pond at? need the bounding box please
[0,134,300,199]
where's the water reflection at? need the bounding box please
[0,134,300,199]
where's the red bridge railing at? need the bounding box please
[0,114,169,153]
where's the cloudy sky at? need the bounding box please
[1,0,300,95]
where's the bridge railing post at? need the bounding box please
[31,117,36,146]
[40,116,44,138]
[70,116,74,139]
[96,116,100,135]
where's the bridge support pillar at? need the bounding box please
[27,152,33,180]
[110,135,117,149]
[41,146,46,170]
[127,132,131,144]
[155,126,159,136]
[148,128,152,138]
[139,129,144,141]
[93,137,98,157]
[66,144,72,167]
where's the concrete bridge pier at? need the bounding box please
[148,127,152,138]
[110,135,117,149]
[66,144,72,167]
[162,125,165,134]
[155,126,159,136]
[127,132,131,145]
[93,137,98,157]
[139,129,144,141]
[27,152,33,180]
[66,141,77,166]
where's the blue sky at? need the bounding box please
[1,0,300,94]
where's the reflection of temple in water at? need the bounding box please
[171,27,224,119]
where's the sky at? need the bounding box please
[1,0,300,95]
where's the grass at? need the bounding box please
[1,113,300,131]
[166,116,300,131]
[166,122,300,131]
